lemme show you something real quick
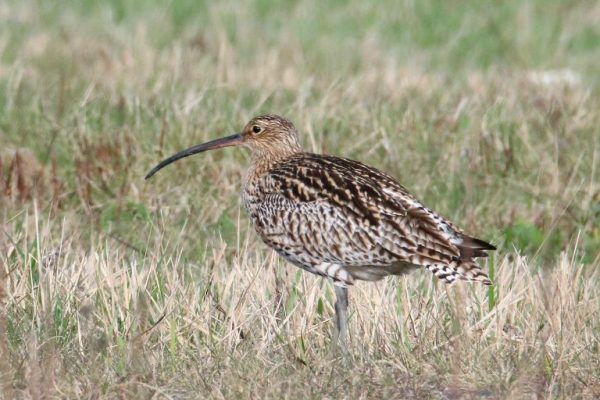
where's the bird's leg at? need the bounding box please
[333,285,349,354]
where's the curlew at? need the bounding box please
[145,114,495,352]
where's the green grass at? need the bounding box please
[1,0,599,398]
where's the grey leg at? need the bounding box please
[333,285,349,354]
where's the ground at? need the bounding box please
[1,0,599,398]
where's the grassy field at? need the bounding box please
[1,0,599,398]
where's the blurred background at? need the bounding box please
[0,0,599,398]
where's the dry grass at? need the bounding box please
[1,0,599,398]
[2,203,599,398]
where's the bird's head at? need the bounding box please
[145,114,302,180]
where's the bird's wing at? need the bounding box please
[252,153,494,284]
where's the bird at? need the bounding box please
[145,114,496,352]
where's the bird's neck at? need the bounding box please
[247,143,302,178]
[243,151,299,199]
[247,152,293,178]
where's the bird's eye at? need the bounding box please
[252,125,262,134]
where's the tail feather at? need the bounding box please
[457,235,496,260]
[425,259,492,285]
[405,233,495,285]
[460,235,496,250]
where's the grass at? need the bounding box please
[1,0,599,398]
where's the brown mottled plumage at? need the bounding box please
[146,114,496,352]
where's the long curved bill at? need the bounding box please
[145,133,242,180]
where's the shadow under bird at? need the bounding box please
[145,114,496,352]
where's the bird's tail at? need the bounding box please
[422,234,495,285]
[425,260,491,285]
